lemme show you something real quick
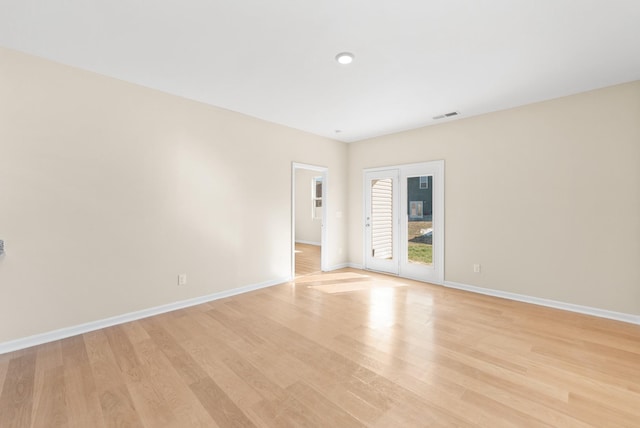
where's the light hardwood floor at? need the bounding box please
[1,269,639,427]
[295,243,321,277]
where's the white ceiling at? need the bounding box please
[1,1,639,142]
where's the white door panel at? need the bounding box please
[364,170,399,275]
[399,161,444,284]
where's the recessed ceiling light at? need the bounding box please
[335,129,342,133]
[335,52,354,65]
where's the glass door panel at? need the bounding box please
[371,178,394,261]
[406,175,433,266]
[364,170,399,275]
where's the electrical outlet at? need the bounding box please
[178,274,187,286]
[473,264,481,273]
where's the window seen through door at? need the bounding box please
[312,176,323,219]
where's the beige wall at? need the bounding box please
[0,47,348,343]
[1,46,638,346]
[295,169,322,244]
[348,81,640,315]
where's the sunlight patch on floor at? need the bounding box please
[368,287,396,328]
[311,280,409,294]
[294,271,370,284]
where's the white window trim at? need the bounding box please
[312,176,323,220]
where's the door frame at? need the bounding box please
[292,162,328,278]
[363,160,445,284]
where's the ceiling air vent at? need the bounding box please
[433,111,460,120]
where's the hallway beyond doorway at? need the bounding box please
[295,243,321,277]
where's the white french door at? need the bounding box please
[364,170,400,275]
[364,161,444,284]
[399,161,444,283]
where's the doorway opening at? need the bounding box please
[292,163,328,278]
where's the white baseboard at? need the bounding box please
[295,240,321,246]
[325,263,350,271]
[0,276,289,355]
[324,263,364,271]
[443,280,640,325]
